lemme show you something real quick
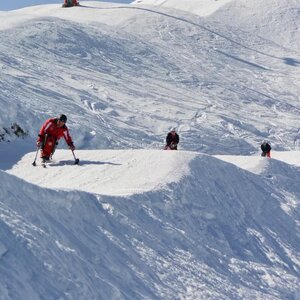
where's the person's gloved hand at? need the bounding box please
[36,135,44,148]
[36,140,42,148]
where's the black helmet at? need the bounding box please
[58,114,67,123]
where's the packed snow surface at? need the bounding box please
[132,0,234,17]
[3,149,300,299]
[0,0,300,299]
[8,149,197,195]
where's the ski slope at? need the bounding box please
[8,149,300,195]
[0,1,300,154]
[4,149,300,299]
[132,0,234,17]
[0,0,300,299]
[133,0,300,51]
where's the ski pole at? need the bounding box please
[71,149,80,165]
[32,147,40,166]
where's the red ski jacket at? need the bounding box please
[38,118,73,146]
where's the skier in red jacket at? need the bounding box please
[36,114,75,162]
[62,0,79,7]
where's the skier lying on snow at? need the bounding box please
[164,128,179,150]
[36,114,75,163]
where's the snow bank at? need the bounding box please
[2,151,300,299]
[8,149,198,195]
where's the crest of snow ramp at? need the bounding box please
[8,149,199,196]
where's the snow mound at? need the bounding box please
[8,149,198,195]
[2,151,300,299]
[216,150,300,175]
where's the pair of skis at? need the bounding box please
[32,148,79,167]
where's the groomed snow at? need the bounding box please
[8,149,198,195]
[8,149,300,195]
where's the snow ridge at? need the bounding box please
[2,151,300,299]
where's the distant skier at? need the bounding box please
[261,141,271,158]
[164,128,179,150]
[36,114,75,163]
[62,0,79,7]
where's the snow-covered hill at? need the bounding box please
[3,149,300,299]
[1,1,300,154]
[0,1,300,299]
[132,0,234,17]
[133,0,300,51]
[8,149,197,195]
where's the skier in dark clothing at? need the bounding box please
[36,114,75,163]
[164,128,179,150]
[261,141,271,158]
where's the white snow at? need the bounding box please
[8,149,198,195]
[216,150,300,174]
[0,1,300,299]
[132,0,234,17]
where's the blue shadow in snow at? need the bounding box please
[215,50,269,70]
[283,57,300,66]
[49,160,122,166]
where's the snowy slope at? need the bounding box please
[0,1,299,155]
[132,0,234,17]
[0,1,300,299]
[8,149,197,195]
[3,149,300,299]
[209,0,300,53]
[216,150,300,175]
[132,0,300,51]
